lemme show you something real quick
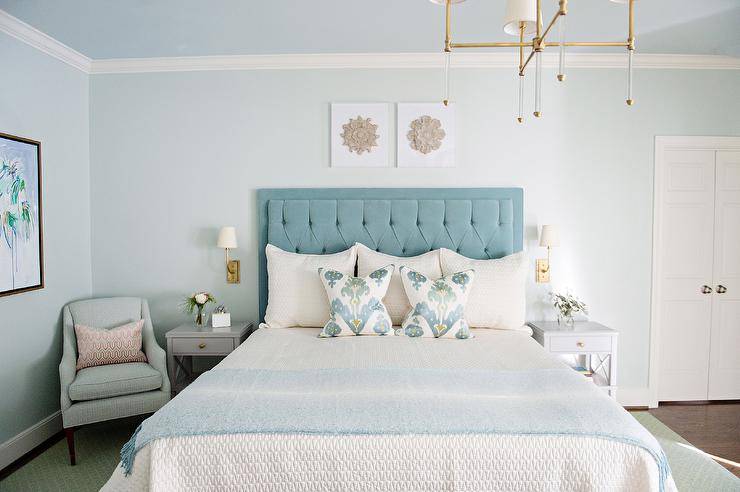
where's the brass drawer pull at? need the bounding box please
[576,341,585,348]
[701,285,713,294]
[198,342,206,349]
[717,285,727,294]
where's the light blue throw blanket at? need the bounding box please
[122,367,670,490]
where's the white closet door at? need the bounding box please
[708,151,740,399]
[657,149,716,401]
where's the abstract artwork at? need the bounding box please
[331,103,389,167]
[0,133,43,297]
[397,103,456,168]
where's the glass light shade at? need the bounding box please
[217,226,238,249]
[539,225,560,247]
[503,0,537,36]
[428,0,466,4]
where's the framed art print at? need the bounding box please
[397,103,456,168]
[331,103,390,168]
[0,132,43,297]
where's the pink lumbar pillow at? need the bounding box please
[75,320,148,370]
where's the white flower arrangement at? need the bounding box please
[182,291,216,326]
[550,291,588,325]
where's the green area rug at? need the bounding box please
[632,412,739,491]
[1,413,737,491]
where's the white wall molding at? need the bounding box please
[89,52,740,74]
[0,9,91,73]
[1,9,738,75]
[0,411,62,471]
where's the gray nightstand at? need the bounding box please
[528,321,618,398]
[165,321,253,392]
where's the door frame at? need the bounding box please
[650,136,740,407]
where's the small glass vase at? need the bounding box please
[194,306,206,327]
[558,312,575,327]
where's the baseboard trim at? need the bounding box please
[0,411,62,471]
[617,387,652,408]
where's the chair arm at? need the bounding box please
[59,309,77,413]
[141,300,170,393]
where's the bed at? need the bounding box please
[103,188,675,491]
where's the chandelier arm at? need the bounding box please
[536,0,542,40]
[444,0,452,52]
[539,9,564,45]
[519,22,525,73]
[450,42,533,48]
[521,48,537,73]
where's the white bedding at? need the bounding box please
[104,327,676,492]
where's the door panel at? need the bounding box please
[657,149,715,401]
[708,151,740,399]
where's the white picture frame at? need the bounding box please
[397,103,456,168]
[331,103,390,168]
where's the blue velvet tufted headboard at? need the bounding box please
[257,188,523,322]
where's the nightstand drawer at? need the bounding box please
[171,337,234,355]
[549,335,612,353]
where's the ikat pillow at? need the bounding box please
[319,265,395,337]
[399,266,475,339]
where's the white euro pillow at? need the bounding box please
[356,243,442,326]
[439,249,527,330]
[264,244,357,328]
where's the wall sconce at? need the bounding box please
[536,225,559,283]
[217,226,240,284]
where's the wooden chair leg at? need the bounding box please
[64,427,76,466]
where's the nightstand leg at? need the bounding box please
[166,338,177,392]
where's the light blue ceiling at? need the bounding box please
[1,0,738,59]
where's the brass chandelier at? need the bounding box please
[431,0,637,122]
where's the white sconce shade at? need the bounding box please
[217,226,238,249]
[503,0,537,36]
[539,225,560,248]
[428,0,466,4]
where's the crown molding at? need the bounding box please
[0,9,91,73]
[2,9,739,75]
[89,52,740,74]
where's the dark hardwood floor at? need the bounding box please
[650,402,740,478]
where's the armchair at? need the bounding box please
[59,297,170,465]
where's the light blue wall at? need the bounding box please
[89,66,740,395]
[0,32,91,442]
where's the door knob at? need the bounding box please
[716,285,727,294]
[701,285,713,294]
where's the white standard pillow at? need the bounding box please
[356,243,442,325]
[439,249,527,330]
[264,244,357,328]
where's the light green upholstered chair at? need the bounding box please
[59,297,170,465]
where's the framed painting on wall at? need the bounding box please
[397,103,456,168]
[331,103,390,168]
[0,132,43,297]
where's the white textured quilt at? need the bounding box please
[104,327,676,492]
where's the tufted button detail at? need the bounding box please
[282,220,286,225]
[322,247,327,253]
[402,248,406,254]
[336,221,340,226]
[295,248,299,253]
[376,248,380,252]
[456,248,461,253]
